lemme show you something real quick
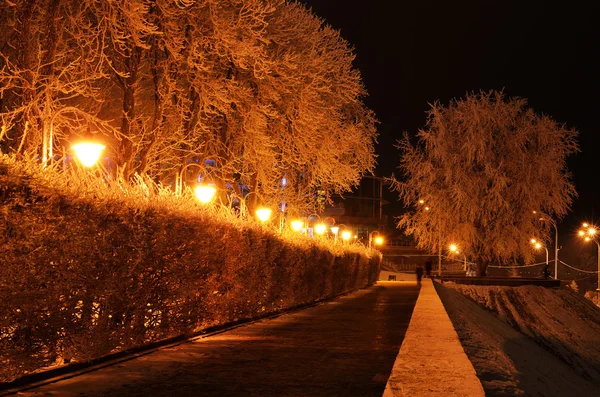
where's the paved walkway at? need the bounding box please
[14,282,419,397]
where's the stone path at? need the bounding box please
[16,282,419,397]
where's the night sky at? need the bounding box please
[300,0,600,243]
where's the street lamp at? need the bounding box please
[449,244,467,271]
[330,225,340,243]
[341,230,352,241]
[531,238,549,277]
[194,185,216,204]
[577,223,600,294]
[533,211,559,279]
[368,230,384,249]
[72,142,105,167]
[290,219,304,232]
[314,223,327,235]
[255,207,272,223]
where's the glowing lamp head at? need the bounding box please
[314,223,326,235]
[585,236,591,242]
[588,228,596,236]
[530,238,537,244]
[449,244,458,253]
[194,185,216,204]
[341,231,352,241]
[374,236,384,246]
[290,220,304,231]
[583,223,589,228]
[534,243,542,249]
[330,226,339,235]
[72,142,105,167]
[418,199,425,204]
[255,207,272,223]
[578,230,586,237]
[425,206,430,211]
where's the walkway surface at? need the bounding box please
[13,282,419,397]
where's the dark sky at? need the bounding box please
[300,0,600,241]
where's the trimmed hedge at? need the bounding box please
[0,166,380,383]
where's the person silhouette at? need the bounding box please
[425,260,433,278]
[416,264,424,287]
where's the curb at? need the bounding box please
[382,278,485,396]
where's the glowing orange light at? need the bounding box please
[291,220,304,231]
[255,208,272,222]
[194,185,216,204]
[314,223,326,235]
[72,142,105,167]
[341,231,352,241]
[374,236,384,246]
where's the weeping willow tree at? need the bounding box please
[394,90,578,275]
[0,0,377,214]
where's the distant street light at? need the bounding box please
[449,244,467,271]
[531,238,549,277]
[194,185,216,204]
[290,219,304,232]
[314,223,327,235]
[255,207,272,223]
[577,223,600,294]
[533,211,559,279]
[330,226,339,243]
[341,230,352,241]
[72,142,105,167]
[368,230,384,249]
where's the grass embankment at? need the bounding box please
[0,158,380,383]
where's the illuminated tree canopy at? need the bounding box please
[394,90,578,275]
[0,0,377,214]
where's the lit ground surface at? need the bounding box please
[12,282,419,397]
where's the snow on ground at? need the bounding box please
[435,282,600,397]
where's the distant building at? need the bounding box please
[321,176,389,242]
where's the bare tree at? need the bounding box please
[394,90,578,275]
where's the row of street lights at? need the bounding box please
[72,141,385,248]
[192,183,385,247]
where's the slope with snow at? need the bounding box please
[436,282,600,396]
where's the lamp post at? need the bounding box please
[577,223,600,295]
[368,230,384,249]
[534,211,559,280]
[531,238,549,278]
[449,244,467,272]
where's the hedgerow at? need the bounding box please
[0,157,380,383]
